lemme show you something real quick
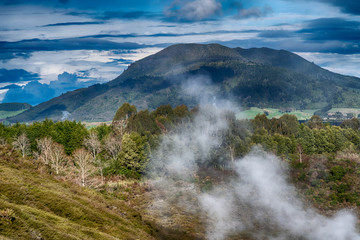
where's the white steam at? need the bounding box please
[61,110,71,120]
[148,78,360,240]
[200,149,360,240]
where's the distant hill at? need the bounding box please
[8,43,360,122]
[0,102,31,112]
[0,102,31,120]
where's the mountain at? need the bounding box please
[8,43,360,123]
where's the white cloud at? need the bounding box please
[296,52,360,77]
[1,48,162,84]
[0,89,9,101]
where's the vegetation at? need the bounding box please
[0,145,156,240]
[2,102,360,238]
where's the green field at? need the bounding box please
[237,107,317,120]
[0,110,27,119]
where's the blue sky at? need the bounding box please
[1,0,360,105]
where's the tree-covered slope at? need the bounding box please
[8,43,360,122]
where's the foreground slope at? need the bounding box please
[0,146,155,240]
[9,43,360,122]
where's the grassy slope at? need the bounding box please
[0,109,27,119]
[0,146,155,240]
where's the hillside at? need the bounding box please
[0,103,31,120]
[8,43,360,123]
[0,103,31,111]
[0,145,157,240]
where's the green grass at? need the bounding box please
[0,110,27,119]
[0,146,155,240]
[237,107,317,120]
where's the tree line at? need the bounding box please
[2,103,360,187]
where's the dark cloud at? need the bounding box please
[83,30,254,39]
[100,11,159,20]
[246,18,360,54]
[0,68,39,83]
[2,81,55,106]
[41,21,105,27]
[211,36,360,54]
[298,18,360,41]
[281,0,360,15]
[303,0,360,15]
[0,51,32,61]
[220,0,272,19]
[258,30,295,38]
[0,38,147,52]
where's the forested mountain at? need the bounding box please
[8,43,360,123]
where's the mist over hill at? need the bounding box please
[8,43,360,123]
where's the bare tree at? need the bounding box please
[36,137,53,165]
[12,133,30,158]
[104,135,122,161]
[297,144,303,163]
[84,131,101,161]
[73,148,93,187]
[49,142,66,175]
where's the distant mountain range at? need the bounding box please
[8,43,360,122]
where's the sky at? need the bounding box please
[1,0,360,105]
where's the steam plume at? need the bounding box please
[148,76,360,240]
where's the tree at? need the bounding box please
[152,104,174,119]
[73,148,93,187]
[341,118,360,130]
[104,135,122,161]
[296,144,304,163]
[307,115,323,129]
[252,114,271,133]
[118,132,148,173]
[50,120,88,155]
[173,104,190,123]
[94,155,107,185]
[49,142,67,175]
[84,131,101,161]
[112,103,137,135]
[36,137,53,165]
[277,114,299,136]
[12,133,30,158]
[298,124,315,154]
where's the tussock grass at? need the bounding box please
[0,146,155,240]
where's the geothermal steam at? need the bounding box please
[148,78,360,240]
